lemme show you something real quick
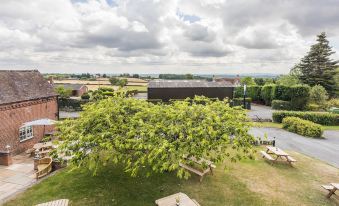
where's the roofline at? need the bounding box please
[148,86,235,88]
[0,95,58,106]
[0,70,39,72]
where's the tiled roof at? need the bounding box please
[0,70,57,105]
[148,80,235,88]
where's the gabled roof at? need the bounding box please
[0,70,57,105]
[148,80,235,88]
[54,83,86,90]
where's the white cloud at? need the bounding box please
[0,0,338,74]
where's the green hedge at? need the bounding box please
[282,117,323,138]
[234,86,262,101]
[272,85,290,101]
[289,85,310,110]
[261,84,275,105]
[273,111,339,125]
[271,100,291,110]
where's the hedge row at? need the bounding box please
[234,84,310,110]
[273,111,339,126]
[282,117,323,138]
[271,100,291,110]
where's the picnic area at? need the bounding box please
[3,149,339,206]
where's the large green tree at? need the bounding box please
[57,96,254,178]
[292,32,338,96]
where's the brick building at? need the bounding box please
[0,70,58,154]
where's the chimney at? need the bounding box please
[48,76,54,85]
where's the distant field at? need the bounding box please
[54,78,148,90]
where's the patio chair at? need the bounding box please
[36,157,52,179]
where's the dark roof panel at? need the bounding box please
[0,70,57,105]
[54,83,85,90]
[148,80,235,88]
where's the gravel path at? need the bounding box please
[250,127,339,168]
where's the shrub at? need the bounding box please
[81,92,90,100]
[271,100,291,110]
[309,85,328,105]
[282,117,323,138]
[98,87,114,92]
[272,85,291,101]
[289,85,310,110]
[307,103,323,111]
[326,98,339,108]
[103,91,114,97]
[234,87,243,98]
[272,111,339,125]
[261,84,275,105]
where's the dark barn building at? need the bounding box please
[148,80,235,102]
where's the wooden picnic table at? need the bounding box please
[323,183,339,198]
[261,146,296,165]
[266,146,289,157]
[155,192,200,206]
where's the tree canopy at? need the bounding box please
[57,96,255,178]
[292,32,338,97]
[54,86,72,98]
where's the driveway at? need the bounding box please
[248,104,273,121]
[250,127,339,168]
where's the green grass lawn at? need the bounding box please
[253,122,339,131]
[5,151,339,206]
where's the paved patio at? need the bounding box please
[0,153,36,204]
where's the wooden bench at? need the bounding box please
[36,199,69,206]
[179,163,211,182]
[260,151,274,161]
[286,156,297,163]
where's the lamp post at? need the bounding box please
[243,84,247,109]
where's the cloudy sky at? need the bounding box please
[1,0,339,74]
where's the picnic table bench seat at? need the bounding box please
[36,199,69,206]
[260,151,274,161]
[286,156,297,162]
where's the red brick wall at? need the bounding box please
[75,86,88,97]
[0,97,58,154]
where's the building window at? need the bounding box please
[19,126,34,142]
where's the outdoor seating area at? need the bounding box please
[155,192,200,206]
[260,146,297,165]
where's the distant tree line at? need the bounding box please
[159,74,212,81]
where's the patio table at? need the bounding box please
[33,142,53,151]
[155,192,199,206]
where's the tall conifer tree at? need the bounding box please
[292,32,338,96]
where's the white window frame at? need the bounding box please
[19,126,34,142]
